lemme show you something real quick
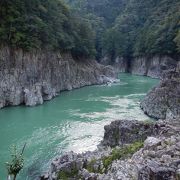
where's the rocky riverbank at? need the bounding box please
[140,67,180,119]
[41,66,180,180]
[41,118,180,180]
[0,47,117,109]
[100,55,179,78]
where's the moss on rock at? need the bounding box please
[102,141,144,169]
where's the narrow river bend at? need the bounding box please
[0,73,159,179]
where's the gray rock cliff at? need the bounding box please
[140,67,180,119]
[40,59,180,180]
[100,55,179,78]
[0,47,117,109]
[131,56,178,78]
[41,119,180,180]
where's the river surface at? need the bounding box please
[0,73,158,179]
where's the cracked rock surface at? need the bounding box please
[0,47,117,109]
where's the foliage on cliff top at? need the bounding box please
[0,0,96,58]
[67,0,180,60]
[1,0,179,59]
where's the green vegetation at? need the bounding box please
[0,0,95,57]
[103,0,180,58]
[6,144,26,180]
[67,0,180,60]
[57,166,79,180]
[0,0,179,60]
[57,142,143,179]
[174,30,180,52]
[84,141,144,175]
[102,141,143,169]
[86,158,104,174]
[86,158,97,173]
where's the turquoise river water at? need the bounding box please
[0,73,159,179]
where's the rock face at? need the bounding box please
[39,58,180,180]
[131,55,178,78]
[140,68,180,119]
[100,56,128,73]
[0,47,117,109]
[40,119,180,180]
[113,57,128,73]
[101,120,153,147]
[100,55,179,78]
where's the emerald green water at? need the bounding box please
[0,73,158,179]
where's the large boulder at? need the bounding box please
[101,120,154,147]
[140,68,180,119]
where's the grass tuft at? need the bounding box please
[102,141,143,169]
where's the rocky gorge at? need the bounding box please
[1,47,179,109]
[41,119,180,180]
[0,47,117,109]
[100,55,179,79]
[41,66,180,180]
[1,47,179,180]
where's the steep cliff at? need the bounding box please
[41,119,180,180]
[140,64,180,119]
[40,56,180,180]
[100,55,179,78]
[131,56,178,78]
[0,47,116,109]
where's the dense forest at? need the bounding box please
[67,0,180,60]
[0,0,180,60]
[0,0,96,57]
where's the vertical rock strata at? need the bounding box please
[0,47,117,108]
[131,56,178,78]
[100,55,179,78]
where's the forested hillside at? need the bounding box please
[1,0,179,60]
[0,0,96,57]
[67,0,180,60]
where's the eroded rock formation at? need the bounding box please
[40,62,180,180]
[140,67,180,119]
[40,119,180,180]
[100,55,179,78]
[0,47,117,109]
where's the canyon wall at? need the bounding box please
[100,55,179,78]
[0,47,116,109]
[40,56,180,180]
[131,55,178,78]
[140,64,180,120]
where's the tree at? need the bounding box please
[0,0,96,58]
[6,144,26,180]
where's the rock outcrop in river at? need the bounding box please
[41,63,180,180]
[140,66,180,119]
[0,47,117,109]
[41,119,180,180]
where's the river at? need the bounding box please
[0,73,159,179]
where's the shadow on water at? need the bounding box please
[26,160,43,180]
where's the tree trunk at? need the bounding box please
[13,174,17,180]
